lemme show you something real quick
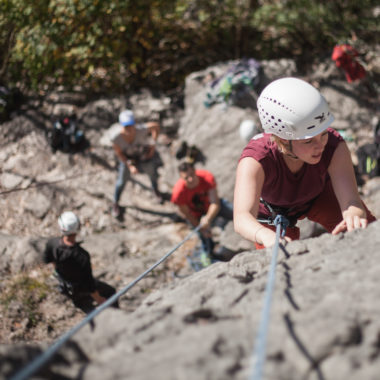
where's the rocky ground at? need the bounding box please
[0,56,380,379]
[0,88,199,345]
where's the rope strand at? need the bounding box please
[250,215,289,380]
[9,225,201,380]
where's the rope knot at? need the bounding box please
[274,214,289,237]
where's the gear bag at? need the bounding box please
[47,115,85,153]
[204,58,262,108]
[356,120,380,178]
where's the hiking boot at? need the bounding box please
[112,203,121,218]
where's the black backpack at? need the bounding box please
[356,120,380,178]
[47,115,85,153]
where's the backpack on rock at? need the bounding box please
[356,119,380,179]
[47,115,86,153]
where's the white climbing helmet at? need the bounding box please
[257,77,334,140]
[58,211,80,235]
[239,119,257,142]
[118,109,135,127]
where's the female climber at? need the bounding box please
[233,77,376,249]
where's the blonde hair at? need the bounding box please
[271,135,298,158]
[272,135,288,153]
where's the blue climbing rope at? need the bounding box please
[9,225,201,380]
[250,215,289,380]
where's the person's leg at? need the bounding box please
[72,293,96,314]
[139,156,162,199]
[217,198,234,220]
[95,280,119,308]
[196,232,214,267]
[62,133,71,152]
[114,161,130,205]
[198,231,215,255]
[306,179,376,232]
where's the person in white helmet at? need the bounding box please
[239,119,258,142]
[44,211,117,311]
[110,109,163,218]
[233,77,376,249]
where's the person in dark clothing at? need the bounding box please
[44,211,117,312]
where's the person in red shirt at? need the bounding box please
[331,44,366,83]
[234,77,376,249]
[171,162,233,257]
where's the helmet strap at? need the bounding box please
[275,137,299,159]
[286,140,299,159]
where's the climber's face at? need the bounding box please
[122,125,136,143]
[180,168,199,189]
[291,130,329,164]
[279,130,329,165]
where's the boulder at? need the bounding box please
[0,56,379,380]
[3,221,380,380]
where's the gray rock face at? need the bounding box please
[1,57,379,380]
[75,221,380,380]
[0,234,44,273]
[4,221,380,380]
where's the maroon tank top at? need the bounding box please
[240,128,343,218]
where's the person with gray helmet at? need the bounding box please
[44,211,117,312]
[110,109,163,218]
[234,77,376,249]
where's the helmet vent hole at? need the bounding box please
[258,77,333,139]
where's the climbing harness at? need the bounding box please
[257,198,311,228]
[9,225,201,380]
[250,214,289,380]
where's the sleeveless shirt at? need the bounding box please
[240,128,343,218]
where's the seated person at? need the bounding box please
[171,162,233,259]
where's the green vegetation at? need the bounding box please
[0,0,378,92]
[0,273,50,328]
